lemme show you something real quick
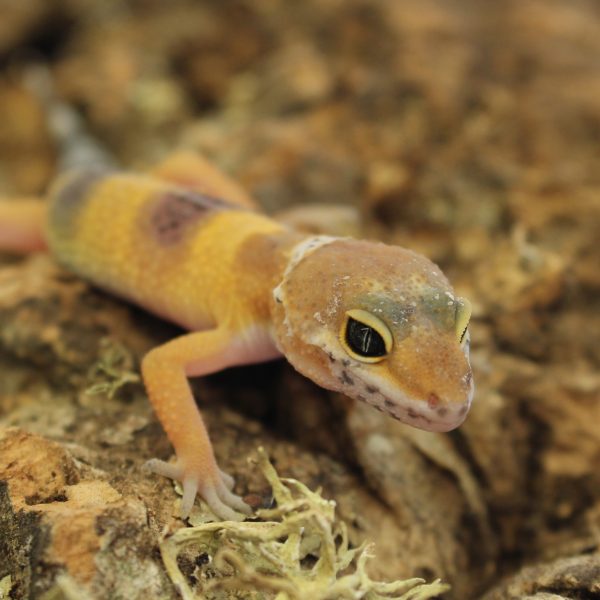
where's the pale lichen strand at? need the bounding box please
[0,575,12,599]
[160,448,450,600]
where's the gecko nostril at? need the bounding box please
[427,393,440,408]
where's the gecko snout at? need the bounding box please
[426,400,470,431]
[415,386,473,432]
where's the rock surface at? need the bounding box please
[1,1,599,599]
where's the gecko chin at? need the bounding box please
[370,391,470,432]
[394,402,470,433]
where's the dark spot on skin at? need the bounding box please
[357,394,366,402]
[49,168,108,237]
[341,370,354,385]
[149,189,240,244]
[149,190,234,245]
[384,399,395,409]
[427,393,440,408]
[327,352,336,363]
[405,409,433,425]
[437,407,448,417]
[275,296,282,304]
[342,359,350,367]
[366,385,379,394]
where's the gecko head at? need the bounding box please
[271,238,474,432]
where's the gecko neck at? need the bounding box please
[266,232,341,354]
[271,235,340,305]
[230,227,304,324]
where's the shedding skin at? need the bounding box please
[0,151,474,520]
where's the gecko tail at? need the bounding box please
[0,199,48,253]
[24,65,117,172]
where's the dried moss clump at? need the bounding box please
[85,337,140,399]
[160,448,449,599]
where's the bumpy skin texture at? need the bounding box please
[271,239,473,432]
[0,153,473,520]
[46,169,285,332]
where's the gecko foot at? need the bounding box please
[144,458,251,520]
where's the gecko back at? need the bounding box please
[46,168,284,329]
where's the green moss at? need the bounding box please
[85,337,140,399]
[160,448,450,599]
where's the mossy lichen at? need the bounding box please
[160,448,449,599]
[85,337,140,399]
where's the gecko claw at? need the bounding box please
[144,457,251,520]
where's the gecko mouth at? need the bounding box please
[333,363,473,432]
[367,389,470,432]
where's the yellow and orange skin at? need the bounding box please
[0,152,473,520]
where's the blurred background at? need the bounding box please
[0,1,599,599]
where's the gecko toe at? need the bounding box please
[144,458,183,480]
[202,486,245,521]
[180,476,199,519]
[219,468,235,490]
[216,480,252,515]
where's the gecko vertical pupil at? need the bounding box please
[345,318,386,357]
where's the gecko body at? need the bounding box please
[0,150,473,519]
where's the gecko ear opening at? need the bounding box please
[340,309,392,363]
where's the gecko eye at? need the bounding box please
[340,309,392,363]
[455,297,472,346]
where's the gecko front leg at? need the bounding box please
[141,327,258,520]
